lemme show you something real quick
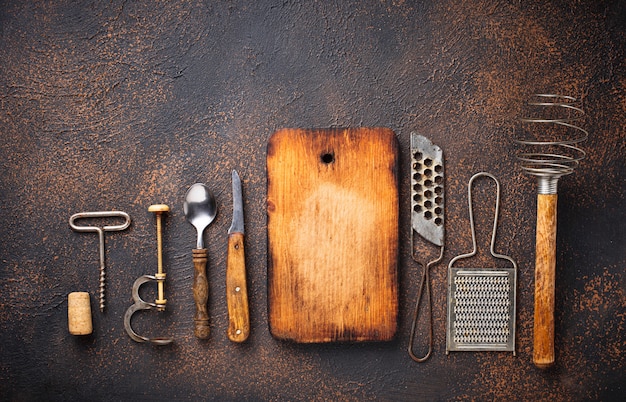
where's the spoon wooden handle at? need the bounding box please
[226,232,250,342]
[533,193,557,368]
[192,248,210,339]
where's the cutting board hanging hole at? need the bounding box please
[321,152,335,164]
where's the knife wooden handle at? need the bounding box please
[192,248,210,339]
[533,193,557,368]
[226,232,250,342]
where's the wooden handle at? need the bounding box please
[192,248,210,339]
[533,193,557,368]
[226,232,250,342]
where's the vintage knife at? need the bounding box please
[226,170,250,342]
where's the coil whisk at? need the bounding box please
[515,93,588,368]
[516,94,588,193]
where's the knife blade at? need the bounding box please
[226,170,250,342]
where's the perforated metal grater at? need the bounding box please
[408,133,445,362]
[446,172,517,354]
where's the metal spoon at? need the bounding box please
[184,183,217,249]
[184,183,217,339]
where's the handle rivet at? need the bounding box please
[235,287,241,292]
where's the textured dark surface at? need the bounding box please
[1,0,624,400]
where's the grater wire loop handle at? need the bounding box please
[408,246,444,362]
[448,172,516,270]
[446,172,518,354]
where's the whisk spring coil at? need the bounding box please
[516,94,588,194]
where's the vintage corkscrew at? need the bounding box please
[69,211,131,312]
[124,204,174,345]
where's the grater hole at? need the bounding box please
[424,190,433,199]
[424,169,432,177]
[413,172,421,181]
[424,211,432,219]
[435,186,443,195]
[414,204,422,212]
[413,193,421,202]
[434,164,442,173]
[424,179,433,187]
[413,152,423,160]
[435,196,443,205]
[424,158,432,167]
[435,175,443,184]
[434,206,442,215]
[434,217,443,226]
[424,200,433,209]
[452,275,512,345]
[413,183,422,192]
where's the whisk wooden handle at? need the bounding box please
[193,248,210,339]
[533,193,557,368]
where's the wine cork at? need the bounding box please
[68,292,93,335]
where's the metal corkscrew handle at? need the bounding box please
[69,211,131,312]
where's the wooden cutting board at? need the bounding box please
[266,127,399,343]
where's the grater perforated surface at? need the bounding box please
[448,269,516,350]
[411,134,444,247]
[408,133,445,362]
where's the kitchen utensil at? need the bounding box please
[69,211,131,312]
[68,292,92,335]
[183,183,217,339]
[408,133,445,362]
[516,94,587,368]
[124,204,173,345]
[446,172,517,354]
[227,170,250,342]
[267,127,399,343]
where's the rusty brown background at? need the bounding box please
[1,0,624,400]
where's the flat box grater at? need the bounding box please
[447,268,516,352]
[446,172,517,354]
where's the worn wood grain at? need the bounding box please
[533,193,558,368]
[267,128,399,343]
[192,248,210,339]
[226,232,250,342]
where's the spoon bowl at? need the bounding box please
[183,183,217,249]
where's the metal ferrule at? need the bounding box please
[537,176,559,194]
